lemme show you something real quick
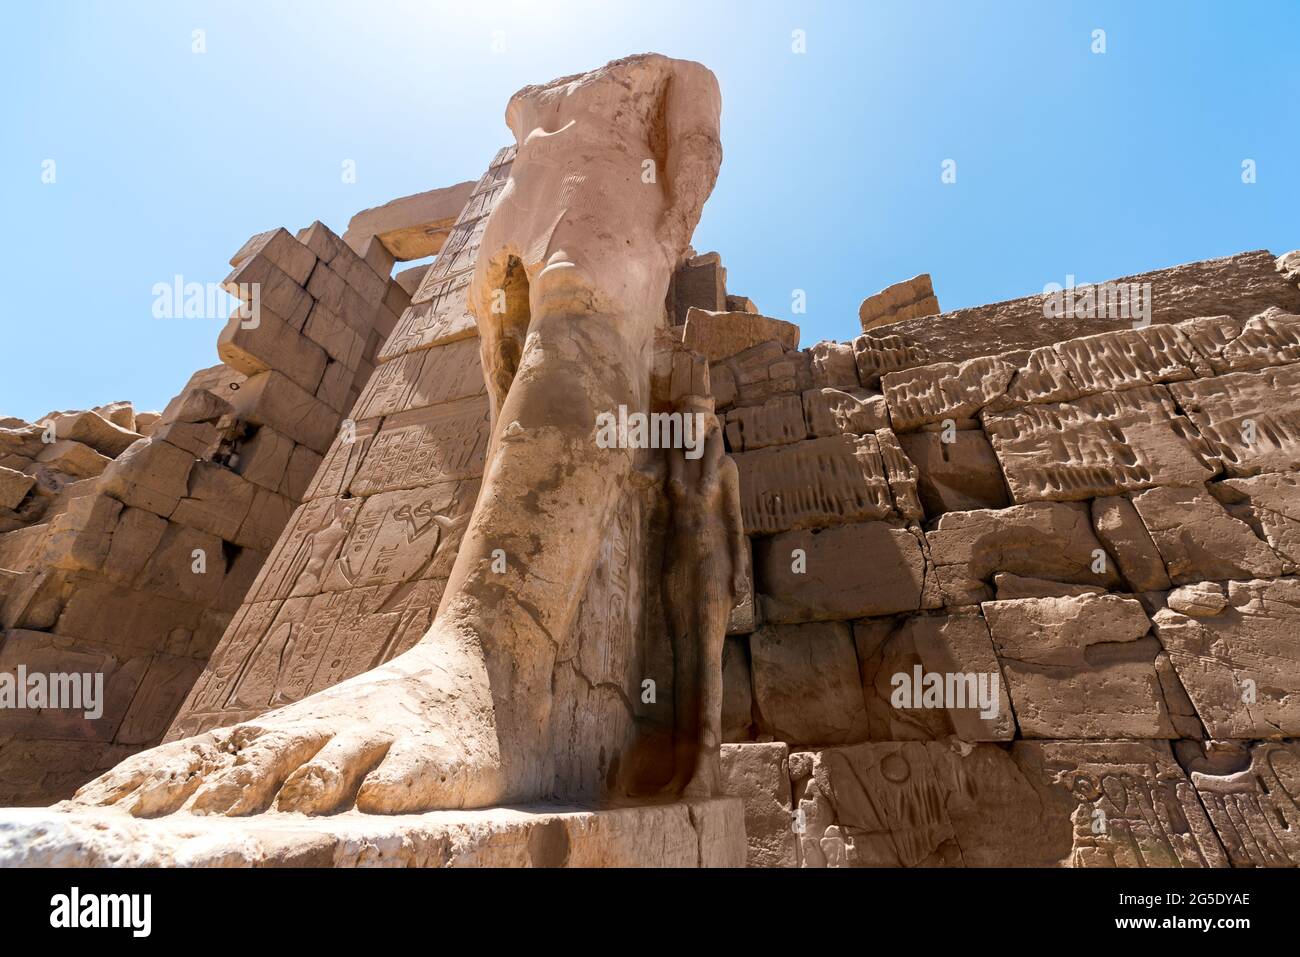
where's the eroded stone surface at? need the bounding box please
[791,739,1225,867]
[1171,363,1300,478]
[683,308,799,362]
[858,274,939,333]
[925,502,1119,605]
[854,610,1014,741]
[732,435,897,534]
[754,522,934,623]
[1153,578,1300,738]
[982,594,1178,739]
[898,430,1009,515]
[719,743,797,866]
[1131,484,1285,584]
[750,622,870,745]
[1191,741,1300,867]
[983,386,1217,503]
[864,250,1300,367]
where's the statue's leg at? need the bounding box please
[667,569,701,793]
[70,246,667,817]
[682,536,731,798]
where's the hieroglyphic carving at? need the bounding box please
[1170,361,1300,478]
[982,385,1219,503]
[379,273,475,358]
[171,599,285,730]
[163,144,512,744]
[405,145,514,313]
[792,740,1226,868]
[302,417,380,502]
[731,434,895,534]
[321,483,463,593]
[168,576,448,738]
[351,338,485,419]
[349,396,490,496]
[1192,742,1300,866]
[244,497,360,604]
[303,579,447,697]
[1026,741,1228,868]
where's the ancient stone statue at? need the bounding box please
[68,53,723,817]
[662,391,746,797]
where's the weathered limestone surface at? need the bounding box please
[669,251,727,325]
[682,307,799,362]
[732,435,899,534]
[754,522,934,623]
[704,242,1300,868]
[1130,484,1285,584]
[854,610,1014,741]
[802,387,889,438]
[983,386,1217,503]
[1213,471,1300,567]
[897,430,1008,515]
[925,502,1119,605]
[724,394,806,451]
[1170,361,1300,478]
[1089,495,1171,591]
[749,622,870,745]
[807,340,860,390]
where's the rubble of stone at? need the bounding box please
[713,248,1300,867]
[0,217,413,804]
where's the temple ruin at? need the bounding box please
[2,54,1299,868]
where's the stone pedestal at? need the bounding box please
[0,797,745,868]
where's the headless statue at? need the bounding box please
[70,54,723,817]
[663,395,746,797]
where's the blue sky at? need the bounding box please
[2,0,1296,421]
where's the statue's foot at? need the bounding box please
[67,641,505,817]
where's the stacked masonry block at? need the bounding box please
[167,148,515,740]
[716,249,1300,868]
[0,220,410,805]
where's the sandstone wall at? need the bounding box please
[854,250,1300,376]
[0,219,409,804]
[717,251,1300,867]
